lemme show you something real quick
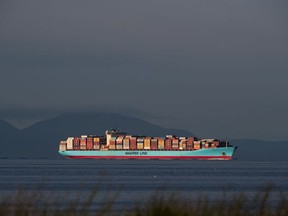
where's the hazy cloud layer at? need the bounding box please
[1,0,287,140]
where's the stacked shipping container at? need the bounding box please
[94,137,100,150]
[151,138,158,150]
[137,138,144,150]
[60,133,226,152]
[130,137,137,150]
[158,138,165,150]
[67,137,74,150]
[59,141,67,151]
[116,137,123,150]
[87,137,93,150]
[80,136,87,150]
[73,137,80,150]
[164,138,172,150]
[187,137,194,150]
[172,138,179,150]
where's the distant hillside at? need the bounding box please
[22,113,193,138]
[0,119,19,136]
[0,114,288,161]
[0,119,26,158]
[1,113,193,158]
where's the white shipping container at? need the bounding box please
[67,137,74,150]
[123,144,130,149]
[94,144,100,150]
[116,144,123,150]
[59,143,67,151]
[123,139,130,145]
[80,145,87,150]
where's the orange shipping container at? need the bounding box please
[80,138,87,145]
[93,138,100,146]
[172,138,179,144]
[144,138,151,149]
[109,144,115,150]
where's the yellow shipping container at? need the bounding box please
[137,143,144,149]
[144,138,151,144]
[179,143,186,150]
[144,138,151,149]
[158,139,165,149]
[108,144,115,150]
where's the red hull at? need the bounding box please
[66,155,232,160]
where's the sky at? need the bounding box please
[0,0,287,141]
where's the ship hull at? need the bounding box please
[59,147,237,160]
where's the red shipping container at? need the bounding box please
[73,137,80,149]
[87,140,93,150]
[73,145,80,150]
[130,145,137,150]
[187,137,195,142]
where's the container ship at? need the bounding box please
[58,129,237,160]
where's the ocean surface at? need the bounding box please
[0,159,287,211]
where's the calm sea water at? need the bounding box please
[0,159,287,210]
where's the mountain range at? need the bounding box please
[0,113,287,161]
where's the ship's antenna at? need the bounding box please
[225,137,228,147]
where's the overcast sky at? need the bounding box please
[0,0,287,140]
